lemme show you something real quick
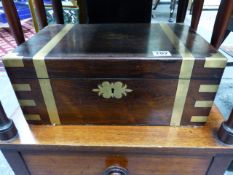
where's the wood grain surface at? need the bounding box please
[11,78,223,126]
[1,106,233,175]
[1,106,233,152]
[5,24,225,79]
[3,24,226,126]
[22,151,211,175]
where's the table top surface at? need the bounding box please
[1,104,233,154]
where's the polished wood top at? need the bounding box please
[1,105,233,154]
[5,24,226,80]
[13,24,217,58]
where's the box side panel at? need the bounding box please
[160,24,226,126]
[181,79,220,125]
[10,78,51,124]
[181,60,224,125]
[3,57,51,124]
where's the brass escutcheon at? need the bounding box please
[92,81,133,99]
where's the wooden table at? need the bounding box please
[0,105,233,175]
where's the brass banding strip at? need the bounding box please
[191,116,208,122]
[2,52,24,67]
[19,100,36,107]
[13,84,31,91]
[160,24,195,126]
[204,53,227,68]
[33,24,74,78]
[39,79,61,124]
[199,85,219,93]
[194,101,213,108]
[33,24,74,124]
[24,114,41,121]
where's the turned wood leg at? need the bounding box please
[33,0,48,29]
[211,0,233,49]
[223,29,231,42]
[77,0,88,24]
[51,0,64,24]
[0,102,17,141]
[176,0,189,23]
[190,0,204,31]
[2,0,25,45]
[218,110,233,144]
[2,150,30,175]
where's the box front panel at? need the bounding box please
[10,76,222,126]
[51,79,178,125]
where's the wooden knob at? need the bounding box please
[103,166,128,175]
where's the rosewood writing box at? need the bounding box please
[3,23,227,126]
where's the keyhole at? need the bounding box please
[111,88,114,94]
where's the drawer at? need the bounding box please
[22,151,211,175]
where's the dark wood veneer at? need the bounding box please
[3,24,226,126]
[1,106,233,175]
[22,151,211,175]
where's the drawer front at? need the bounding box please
[22,152,211,175]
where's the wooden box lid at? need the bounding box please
[3,23,227,80]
